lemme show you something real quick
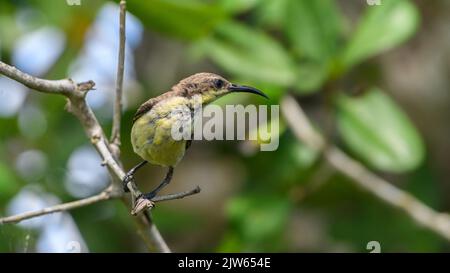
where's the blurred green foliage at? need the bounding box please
[0,0,447,252]
[127,0,226,40]
[341,0,419,68]
[337,88,425,172]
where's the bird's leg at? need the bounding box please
[123,161,148,192]
[141,167,174,200]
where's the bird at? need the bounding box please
[123,72,268,213]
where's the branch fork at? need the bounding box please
[0,1,201,252]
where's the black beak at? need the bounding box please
[228,84,269,99]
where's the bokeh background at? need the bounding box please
[1,0,450,252]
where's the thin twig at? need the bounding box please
[152,186,201,202]
[281,94,450,242]
[131,186,201,216]
[111,0,126,154]
[0,191,111,224]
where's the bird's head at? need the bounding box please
[173,73,268,104]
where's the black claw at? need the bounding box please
[122,174,134,193]
[123,161,148,193]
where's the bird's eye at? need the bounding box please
[214,79,224,89]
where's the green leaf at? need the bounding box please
[285,0,343,61]
[127,0,225,40]
[341,0,419,68]
[337,88,425,173]
[283,0,343,93]
[199,21,298,87]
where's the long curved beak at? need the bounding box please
[228,84,269,99]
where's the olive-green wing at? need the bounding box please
[132,91,176,124]
[133,98,157,124]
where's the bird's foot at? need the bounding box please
[122,173,134,193]
[142,191,157,200]
[131,194,155,216]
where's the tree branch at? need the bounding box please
[281,94,450,242]
[143,212,171,253]
[0,59,178,251]
[0,190,112,224]
[0,61,93,96]
[111,0,126,154]
[0,0,202,251]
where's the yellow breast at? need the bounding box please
[131,96,191,167]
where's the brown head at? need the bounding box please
[132,73,268,123]
[172,72,268,104]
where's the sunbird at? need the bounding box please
[124,73,267,213]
